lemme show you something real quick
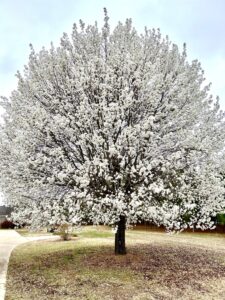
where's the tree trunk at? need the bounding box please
[115,216,126,255]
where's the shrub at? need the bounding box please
[216,214,225,225]
[1,220,15,229]
[58,224,71,241]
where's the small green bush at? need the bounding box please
[216,214,225,225]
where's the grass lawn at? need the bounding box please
[16,228,54,237]
[5,227,225,300]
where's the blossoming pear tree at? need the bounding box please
[1,9,225,254]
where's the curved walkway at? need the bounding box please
[0,230,59,300]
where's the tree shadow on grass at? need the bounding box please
[79,243,225,290]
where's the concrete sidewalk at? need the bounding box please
[0,230,59,300]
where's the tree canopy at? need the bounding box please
[0,10,225,236]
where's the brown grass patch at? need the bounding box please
[5,230,225,300]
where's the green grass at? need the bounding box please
[75,230,114,238]
[51,225,114,239]
[5,227,225,300]
[16,228,53,237]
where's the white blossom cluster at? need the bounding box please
[0,10,225,230]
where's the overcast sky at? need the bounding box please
[0,0,225,204]
[1,0,225,107]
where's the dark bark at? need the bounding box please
[115,215,126,255]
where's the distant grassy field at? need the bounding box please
[6,227,225,300]
[16,228,53,237]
